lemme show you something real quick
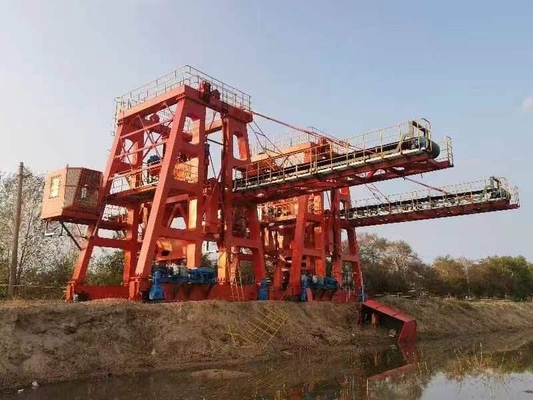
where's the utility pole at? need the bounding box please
[8,162,24,298]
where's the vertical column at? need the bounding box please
[313,193,326,277]
[69,122,131,295]
[129,99,191,299]
[330,189,343,283]
[288,196,307,291]
[123,205,140,284]
[330,187,363,290]
[218,116,266,284]
[185,115,207,268]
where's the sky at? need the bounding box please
[0,0,531,262]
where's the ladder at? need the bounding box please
[243,304,289,347]
[229,262,245,301]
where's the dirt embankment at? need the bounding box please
[381,296,533,339]
[1,297,533,390]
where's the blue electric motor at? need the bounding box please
[258,278,269,300]
[148,265,216,301]
[300,275,309,302]
[188,267,216,284]
[322,277,339,290]
[149,268,165,301]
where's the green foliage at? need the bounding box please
[87,251,124,286]
[33,250,77,287]
[357,233,430,294]
[356,234,533,301]
[471,256,533,301]
[430,256,469,297]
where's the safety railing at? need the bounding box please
[235,122,441,191]
[341,118,432,156]
[346,117,430,140]
[115,65,252,112]
[251,126,327,156]
[251,119,432,158]
[109,161,199,195]
[437,136,454,166]
[345,177,519,220]
[258,196,324,222]
[102,204,129,224]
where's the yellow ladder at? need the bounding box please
[229,262,245,302]
[242,304,289,347]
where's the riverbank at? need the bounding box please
[1,297,533,390]
[381,296,533,339]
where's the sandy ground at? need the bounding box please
[1,297,533,390]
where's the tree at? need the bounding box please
[87,250,125,286]
[431,256,469,297]
[356,233,430,294]
[0,168,73,296]
[475,256,533,301]
[35,249,78,286]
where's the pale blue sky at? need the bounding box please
[0,0,531,262]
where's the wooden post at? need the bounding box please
[8,162,24,298]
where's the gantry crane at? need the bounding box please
[40,66,519,307]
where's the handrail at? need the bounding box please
[234,133,442,191]
[115,65,252,112]
[345,177,519,220]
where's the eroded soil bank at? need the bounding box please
[1,297,533,390]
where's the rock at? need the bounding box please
[61,322,78,334]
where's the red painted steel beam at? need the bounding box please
[106,181,198,205]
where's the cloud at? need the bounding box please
[522,96,533,113]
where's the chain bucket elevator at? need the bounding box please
[41,66,520,309]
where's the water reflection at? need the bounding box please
[2,332,533,400]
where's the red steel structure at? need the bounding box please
[41,66,519,305]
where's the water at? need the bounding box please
[3,332,533,400]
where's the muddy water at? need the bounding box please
[3,332,533,400]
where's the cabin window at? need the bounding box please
[49,176,60,198]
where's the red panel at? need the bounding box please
[68,284,129,300]
[363,299,414,323]
[362,299,417,342]
[207,284,258,301]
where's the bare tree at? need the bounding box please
[0,168,72,293]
